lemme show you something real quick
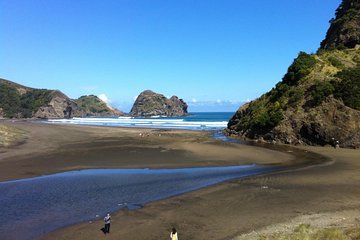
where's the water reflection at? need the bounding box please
[0,165,280,240]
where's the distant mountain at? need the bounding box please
[130,90,188,117]
[227,0,360,148]
[0,78,124,119]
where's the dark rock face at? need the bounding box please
[34,91,78,119]
[130,90,188,117]
[321,0,360,49]
[227,97,360,148]
[273,98,360,148]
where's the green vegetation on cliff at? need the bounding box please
[0,79,52,118]
[321,0,360,49]
[334,64,360,110]
[228,1,360,147]
[228,47,360,147]
[282,52,317,86]
[0,81,21,118]
[74,95,123,117]
[231,52,318,136]
[0,79,123,119]
[228,0,360,148]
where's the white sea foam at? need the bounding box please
[47,116,228,130]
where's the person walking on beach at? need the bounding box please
[104,213,111,234]
[170,227,178,240]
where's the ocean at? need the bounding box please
[46,112,234,131]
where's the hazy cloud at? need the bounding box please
[98,93,111,103]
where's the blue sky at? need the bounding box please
[1,0,341,112]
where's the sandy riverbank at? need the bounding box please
[1,120,359,240]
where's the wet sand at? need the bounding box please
[1,120,359,240]
[0,121,293,182]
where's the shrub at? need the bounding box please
[311,81,335,106]
[269,82,290,102]
[237,100,283,134]
[335,64,360,110]
[0,83,21,118]
[328,56,344,68]
[283,52,317,86]
[20,89,52,118]
[288,88,304,107]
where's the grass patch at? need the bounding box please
[0,125,26,147]
[257,224,360,240]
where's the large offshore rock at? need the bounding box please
[130,90,188,117]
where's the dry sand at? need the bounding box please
[0,120,359,240]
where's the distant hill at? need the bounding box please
[227,0,360,148]
[130,90,188,117]
[74,95,124,117]
[0,78,124,119]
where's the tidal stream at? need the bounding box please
[0,164,281,240]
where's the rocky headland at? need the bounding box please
[0,78,124,119]
[227,0,360,148]
[130,90,188,117]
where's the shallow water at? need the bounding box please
[0,165,281,240]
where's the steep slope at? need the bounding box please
[130,90,188,117]
[32,90,77,119]
[321,0,360,49]
[0,78,72,119]
[227,0,360,148]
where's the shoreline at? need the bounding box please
[43,146,360,240]
[0,120,297,182]
[1,121,359,240]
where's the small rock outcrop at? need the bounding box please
[130,90,188,117]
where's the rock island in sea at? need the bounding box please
[130,90,188,117]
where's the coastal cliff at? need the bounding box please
[0,79,123,119]
[227,0,360,148]
[130,90,188,117]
